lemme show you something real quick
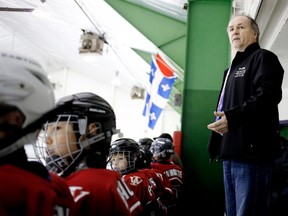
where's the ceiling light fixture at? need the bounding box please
[79,29,108,59]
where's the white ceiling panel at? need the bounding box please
[0,0,157,93]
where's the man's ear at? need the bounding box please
[253,31,258,41]
[88,123,97,135]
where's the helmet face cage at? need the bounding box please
[34,92,117,176]
[34,114,102,176]
[108,138,140,175]
[150,138,174,159]
[109,150,137,175]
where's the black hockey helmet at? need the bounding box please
[150,137,174,160]
[138,137,153,150]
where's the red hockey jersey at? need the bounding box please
[150,161,184,201]
[140,168,175,207]
[123,170,157,214]
[0,164,70,216]
[50,173,78,216]
[65,168,142,216]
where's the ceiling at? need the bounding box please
[0,0,153,92]
[0,0,186,102]
[0,0,287,109]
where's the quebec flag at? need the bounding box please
[142,53,177,129]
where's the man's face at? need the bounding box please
[227,16,257,52]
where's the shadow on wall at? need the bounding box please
[180,160,225,215]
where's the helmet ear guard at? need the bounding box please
[78,118,88,135]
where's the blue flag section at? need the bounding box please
[143,53,177,129]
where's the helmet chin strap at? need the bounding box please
[80,130,112,149]
[0,131,37,158]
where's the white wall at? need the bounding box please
[50,67,288,138]
[26,67,287,159]
[50,68,181,142]
[279,88,288,121]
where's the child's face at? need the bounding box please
[110,152,128,171]
[0,110,24,140]
[44,121,78,157]
[152,154,160,161]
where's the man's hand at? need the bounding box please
[207,111,228,135]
